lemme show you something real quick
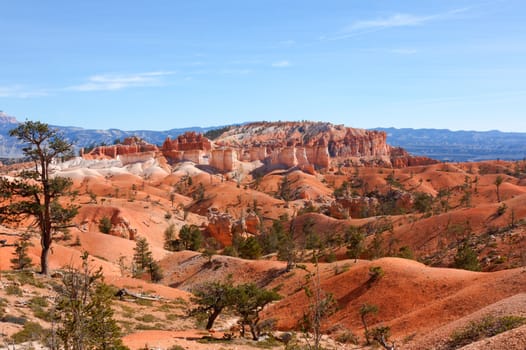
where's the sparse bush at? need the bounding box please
[11,321,46,344]
[370,326,395,349]
[168,346,186,350]
[30,296,49,308]
[446,315,526,349]
[397,246,414,260]
[336,330,359,344]
[99,216,112,234]
[164,224,177,251]
[73,235,82,246]
[359,303,378,345]
[135,314,157,323]
[496,203,507,216]
[6,284,23,296]
[454,241,481,271]
[368,266,385,282]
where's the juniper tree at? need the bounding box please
[231,283,281,340]
[189,277,236,330]
[0,121,78,275]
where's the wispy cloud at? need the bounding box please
[0,85,48,98]
[348,13,433,32]
[219,69,252,75]
[69,71,175,91]
[272,60,291,68]
[327,7,470,40]
[278,40,296,46]
[389,48,418,55]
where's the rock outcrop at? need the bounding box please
[214,122,435,169]
[206,208,234,246]
[390,147,439,167]
[119,152,156,165]
[209,149,238,172]
[79,122,438,174]
[161,132,211,164]
[82,137,158,160]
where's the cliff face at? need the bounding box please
[215,122,436,169]
[389,147,439,167]
[161,132,211,164]
[79,122,437,172]
[210,149,237,172]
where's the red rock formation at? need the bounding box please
[206,208,234,246]
[244,212,261,235]
[82,137,158,160]
[390,147,439,168]
[215,122,438,170]
[161,132,212,164]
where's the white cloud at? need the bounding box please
[348,13,432,31]
[389,48,418,55]
[69,71,175,91]
[0,85,48,98]
[272,60,291,68]
[328,7,470,40]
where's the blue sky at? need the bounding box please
[1,0,525,131]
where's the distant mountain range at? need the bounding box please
[1,111,525,162]
[375,127,526,162]
[0,111,222,159]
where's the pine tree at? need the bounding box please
[178,224,203,251]
[133,236,163,282]
[133,237,153,275]
[0,121,78,275]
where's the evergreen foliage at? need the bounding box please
[178,224,203,251]
[231,283,281,340]
[98,216,112,234]
[0,121,78,275]
[454,241,481,271]
[11,231,33,270]
[56,252,128,350]
[189,277,235,330]
[133,236,163,282]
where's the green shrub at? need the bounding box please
[336,330,359,344]
[454,242,481,271]
[30,296,49,308]
[16,270,44,287]
[166,313,179,321]
[368,266,385,282]
[11,321,47,344]
[6,284,23,296]
[168,346,186,350]
[446,315,526,349]
[135,314,156,323]
[98,216,112,234]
